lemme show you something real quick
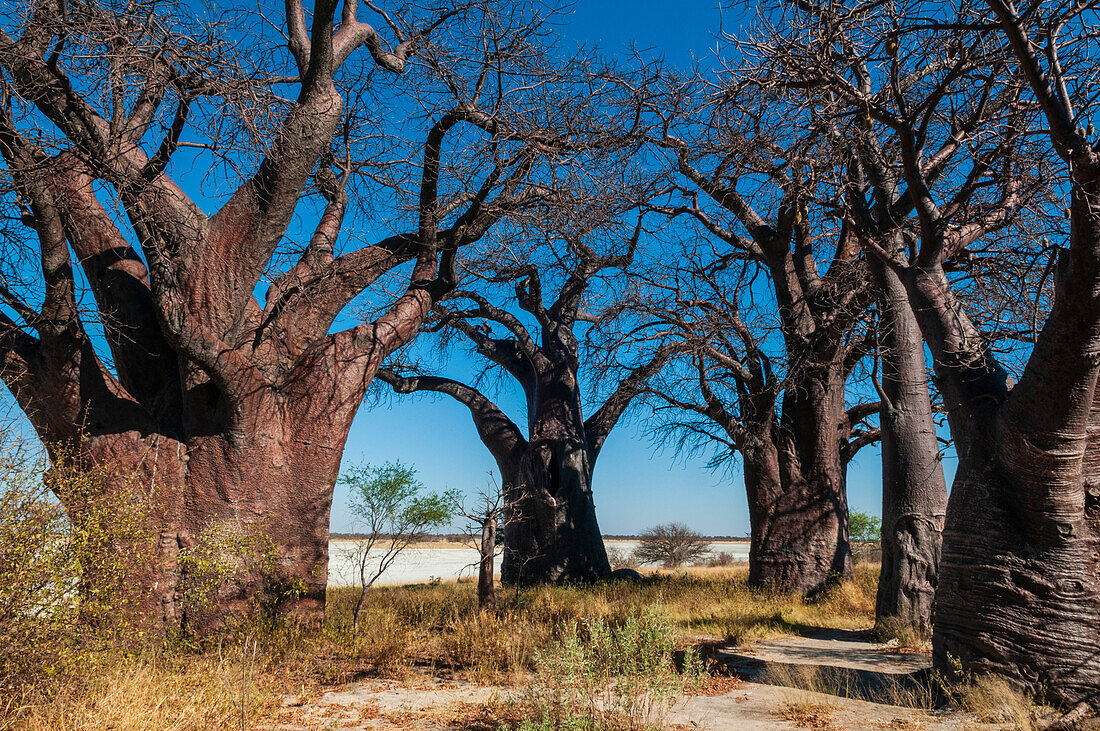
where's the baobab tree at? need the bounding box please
[865,251,948,638]
[379,214,680,584]
[759,0,1098,703]
[641,80,879,594]
[733,0,1056,635]
[0,0,610,629]
[936,0,1100,704]
[635,226,880,595]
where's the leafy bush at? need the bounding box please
[0,437,152,697]
[177,518,299,619]
[633,523,710,568]
[848,510,882,543]
[0,449,77,685]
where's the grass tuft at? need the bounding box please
[776,697,838,729]
[949,673,1062,729]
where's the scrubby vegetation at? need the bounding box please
[632,524,711,569]
[504,609,707,730]
[0,440,1059,730]
[1,563,880,729]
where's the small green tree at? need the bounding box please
[339,461,455,628]
[848,510,882,544]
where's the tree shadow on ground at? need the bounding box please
[691,627,947,709]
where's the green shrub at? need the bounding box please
[848,510,881,543]
[176,518,288,615]
[0,438,153,700]
[508,607,704,731]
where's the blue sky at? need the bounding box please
[333,1,747,535]
[331,0,959,535]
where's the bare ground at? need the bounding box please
[270,631,1009,730]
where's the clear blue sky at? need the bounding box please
[331,1,960,535]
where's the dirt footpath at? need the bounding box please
[270,631,1003,730]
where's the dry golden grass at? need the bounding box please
[10,652,279,731]
[311,562,879,683]
[776,697,839,729]
[873,617,932,655]
[2,564,880,730]
[950,674,1054,729]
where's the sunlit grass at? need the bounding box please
[4,565,880,729]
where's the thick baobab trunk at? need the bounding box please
[934,424,1100,705]
[871,259,947,637]
[501,437,610,585]
[174,430,346,626]
[501,347,613,585]
[37,387,355,631]
[743,365,853,594]
[919,248,1100,705]
[897,197,1100,704]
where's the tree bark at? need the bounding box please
[499,328,613,585]
[6,326,369,630]
[478,513,496,609]
[501,436,610,585]
[871,258,948,638]
[879,189,1100,705]
[742,361,853,594]
[915,240,1100,706]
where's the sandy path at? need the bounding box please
[270,631,999,730]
